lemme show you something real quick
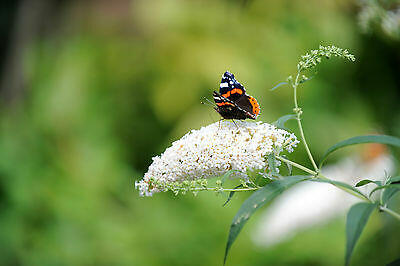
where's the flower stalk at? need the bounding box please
[275,155,317,176]
[185,187,259,192]
[380,206,400,221]
[292,70,319,172]
[275,155,369,201]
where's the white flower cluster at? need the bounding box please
[297,45,355,71]
[135,121,299,196]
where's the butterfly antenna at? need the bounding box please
[232,119,239,129]
[201,97,214,107]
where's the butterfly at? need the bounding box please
[213,71,260,120]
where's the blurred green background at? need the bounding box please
[0,0,399,265]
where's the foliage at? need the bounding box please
[137,45,400,265]
[1,1,400,266]
[221,45,400,265]
[223,175,311,264]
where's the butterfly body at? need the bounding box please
[213,71,260,120]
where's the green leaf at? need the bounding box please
[307,178,367,200]
[381,176,400,204]
[345,202,377,266]
[219,170,236,185]
[270,82,288,91]
[253,172,274,187]
[319,135,400,168]
[369,184,400,197]
[223,184,243,207]
[355,179,382,187]
[223,175,310,265]
[281,155,293,175]
[382,187,400,205]
[387,176,400,184]
[272,114,297,130]
[267,153,278,176]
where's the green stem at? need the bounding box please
[196,187,259,192]
[380,206,400,221]
[275,155,369,201]
[275,155,317,175]
[315,173,370,201]
[293,72,299,108]
[293,70,318,172]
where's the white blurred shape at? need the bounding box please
[252,149,395,247]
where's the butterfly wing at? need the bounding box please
[235,95,260,120]
[219,71,246,102]
[213,91,258,120]
[213,71,260,120]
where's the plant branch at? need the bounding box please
[293,70,319,172]
[380,206,400,221]
[275,155,317,175]
[193,187,259,192]
[315,173,370,201]
[276,155,369,201]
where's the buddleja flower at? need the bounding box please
[135,121,299,196]
[297,45,355,71]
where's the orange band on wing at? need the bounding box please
[232,88,243,95]
[248,96,260,116]
[222,88,243,98]
[221,91,230,98]
[216,102,234,106]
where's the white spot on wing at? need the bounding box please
[220,82,228,88]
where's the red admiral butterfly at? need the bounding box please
[213,71,260,120]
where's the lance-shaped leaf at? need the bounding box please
[369,184,400,197]
[386,176,400,184]
[224,175,310,264]
[223,184,243,207]
[355,179,382,187]
[270,82,288,91]
[345,202,377,266]
[281,155,293,175]
[272,114,297,130]
[219,170,237,185]
[267,153,278,176]
[319,135,400,168]
[381,176,400,204]
[382,186,400,205]
[307,178,368,200]
[388,176,400,184]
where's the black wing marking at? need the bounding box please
[219,71,246,97]
[213,91,256,120]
